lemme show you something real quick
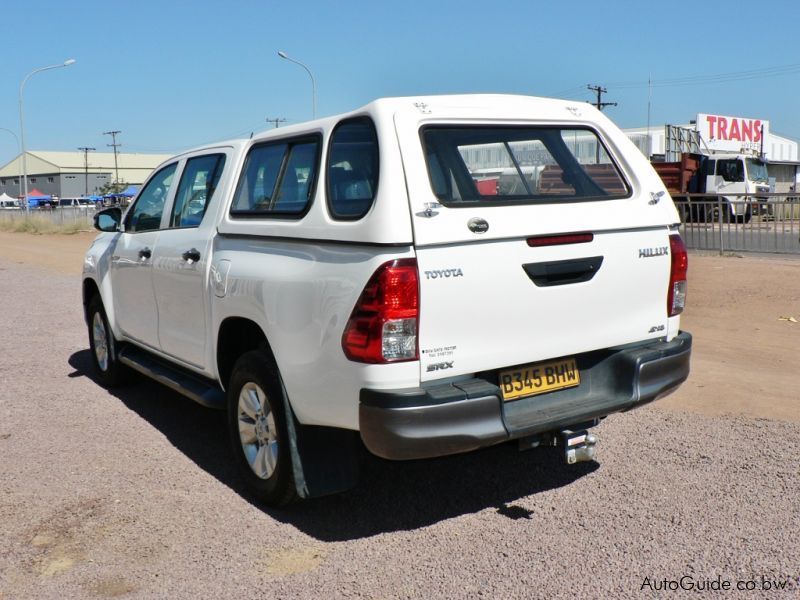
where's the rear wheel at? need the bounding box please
[87,295,129,387]
[687,202,703,223]
[226,350,297,507]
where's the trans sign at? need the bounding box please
[697,113,769,154]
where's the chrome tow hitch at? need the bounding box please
[561,429,597,464]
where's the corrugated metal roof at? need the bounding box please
[0,151,172,180]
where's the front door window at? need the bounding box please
[127,164,177,232]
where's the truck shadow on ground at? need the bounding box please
[69,350,598,542]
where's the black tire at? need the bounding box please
[226,350,297,507]
[688,203,703,223]
[735,206,752,224]
[722,201,734,223]
[87,295,130,387]
[705,200,732,224]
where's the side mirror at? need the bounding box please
[94,206,122,232]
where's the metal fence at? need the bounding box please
[2,196,799,255]
[674,193,800,255]
[0,207,96,230]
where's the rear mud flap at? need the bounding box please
[280,382,360,499]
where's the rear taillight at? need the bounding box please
[668,234,688,316]
[342,258,419,363]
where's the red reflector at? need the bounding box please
[527,233,594,247]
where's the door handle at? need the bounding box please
[182,248,201,262]
[522,256,603,287]
[138,247,152,260]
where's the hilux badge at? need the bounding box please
[468,218,489,234]
[639,246,668,258]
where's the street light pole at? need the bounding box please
[277,51,316,119]
[0,127,20,149]
[0,127,20,158]
[19,58,76,211]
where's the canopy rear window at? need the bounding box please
[422,126,630,206]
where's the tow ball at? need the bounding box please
[517,426,598,464]
[560,429,597,464]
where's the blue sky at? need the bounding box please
[2,0,800,164]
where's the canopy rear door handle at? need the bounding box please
[522,256,603,287]
[138,247,152,260]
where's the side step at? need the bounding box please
[118,345,226,410]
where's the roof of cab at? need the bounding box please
[169,94,609,162]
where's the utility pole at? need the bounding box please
[78,146,95,196]
[586,85,617,111]
[266,117,287,129]
[103,130,122,186]
[587,85,617,163]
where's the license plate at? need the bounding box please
[499,357,580,402]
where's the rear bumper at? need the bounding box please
[359,332,692,460]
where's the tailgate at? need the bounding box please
[392,106,680,382]
[415,228,672,380]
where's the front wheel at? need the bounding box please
[87,295,129,387]
[735,205,752,224]
[704,199,732,224]
[226,350,297,507]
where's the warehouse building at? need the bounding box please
[0,151,172,199]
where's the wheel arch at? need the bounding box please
[82,277,101,325]
[216,317,276,389]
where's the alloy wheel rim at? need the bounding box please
[92,312,109,372]
[237,382,278,480]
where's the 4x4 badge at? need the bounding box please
[468,218,489,234]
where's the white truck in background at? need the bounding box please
[652,151,770,223]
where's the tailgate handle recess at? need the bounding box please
[522,256,603,287]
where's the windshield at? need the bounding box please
[745,158,769,183]
[422,126,629,205]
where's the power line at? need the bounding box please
[607,62,800,90]
[266,117,287,128]
[103,130,122,185]
[545,85,589,98]
[77,146,95,196]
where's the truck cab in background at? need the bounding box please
[700,153,769,222]
[652,151,769,223]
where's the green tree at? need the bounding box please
[98,180,126,196]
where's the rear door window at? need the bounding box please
[230,136,320,217]
[422,126,629,205]
[170,154,226,228]
[327,118,379,219]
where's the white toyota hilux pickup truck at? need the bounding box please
[83,94,691,506]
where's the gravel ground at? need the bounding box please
[1,251,799,599]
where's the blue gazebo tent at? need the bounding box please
[103,185,139,200]
[24,188,52,208]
